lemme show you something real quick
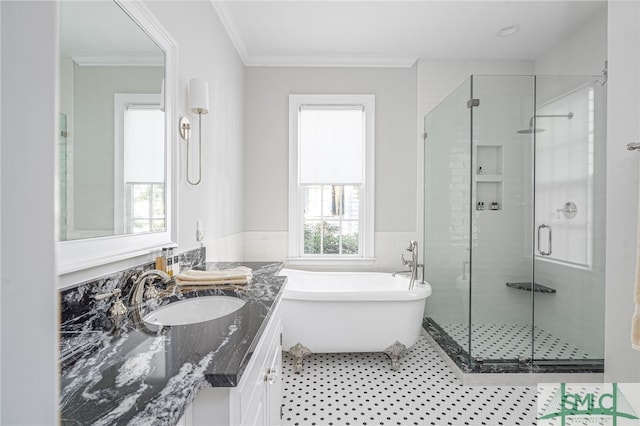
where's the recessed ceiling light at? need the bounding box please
[496,24,521,37]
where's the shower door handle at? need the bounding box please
[537,224,552,256]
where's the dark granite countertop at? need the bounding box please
[59,262,285,426]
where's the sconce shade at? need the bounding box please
[189,78,209,115]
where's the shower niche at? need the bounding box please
[423,74,606,377]
[475,144,503,211]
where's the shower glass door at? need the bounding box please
[423,74,605,371]
[532,76,606,364]
[469,75,536,364]
[423,78,472,359]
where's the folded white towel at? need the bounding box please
[176,267,253,286]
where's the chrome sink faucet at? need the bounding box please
[130,269,172,305]
[93,270,172,322]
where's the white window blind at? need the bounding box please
[299,106,364,184]
[124,106,164,183]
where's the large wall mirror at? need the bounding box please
[58,0,177,275]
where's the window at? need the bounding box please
[303,185,360,255]
[288,95,375,262]
[535,85,594,267]
[114,93,165,235]
[126,182,165,233]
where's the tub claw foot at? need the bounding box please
[384,341,406,371]
[288,343,312,374]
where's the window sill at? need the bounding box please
[286,257,377,267]
[534,255,591,271]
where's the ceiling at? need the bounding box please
[212,1,607,67]
[60,1,162,61]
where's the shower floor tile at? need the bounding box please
[281,335,537,426]
[439,323,592,360]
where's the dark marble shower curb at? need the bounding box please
[422,317,603,374]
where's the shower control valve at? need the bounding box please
[555,201,577,219]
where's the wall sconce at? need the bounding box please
[179,78,210,185]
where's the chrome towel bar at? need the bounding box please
[627,142,640,151]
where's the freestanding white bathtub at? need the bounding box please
[278,268,432,372]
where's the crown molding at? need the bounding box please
[244,55,417,68]
[210,1,416,68]
[71,55,164,67]
[211,1,250,65]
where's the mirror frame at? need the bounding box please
[58,0,178,275]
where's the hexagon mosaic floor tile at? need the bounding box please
[281,335,537,426]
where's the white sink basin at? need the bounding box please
[143,296,246,326]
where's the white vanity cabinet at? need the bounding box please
[183,300,283,426]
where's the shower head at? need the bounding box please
[516,112,573,135]
[517,127,545,134]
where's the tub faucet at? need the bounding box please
[400,240,423,290]
[130,269,172,305]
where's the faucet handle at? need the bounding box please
[94,288,119,301]
[406,240,418,252]
[144,284,160,300]
[94,288,127,318]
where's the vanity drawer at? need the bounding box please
[237,301,282,425]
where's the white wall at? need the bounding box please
[146,1,245,262]
[534,10,607,76]
[604,0,640,383]
[1,1,59,423]
[243,66,418,269]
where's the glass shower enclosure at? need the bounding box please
[423,75,605,372]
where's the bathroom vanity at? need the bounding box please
[182,296,283,426]
[59,261,285,425]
